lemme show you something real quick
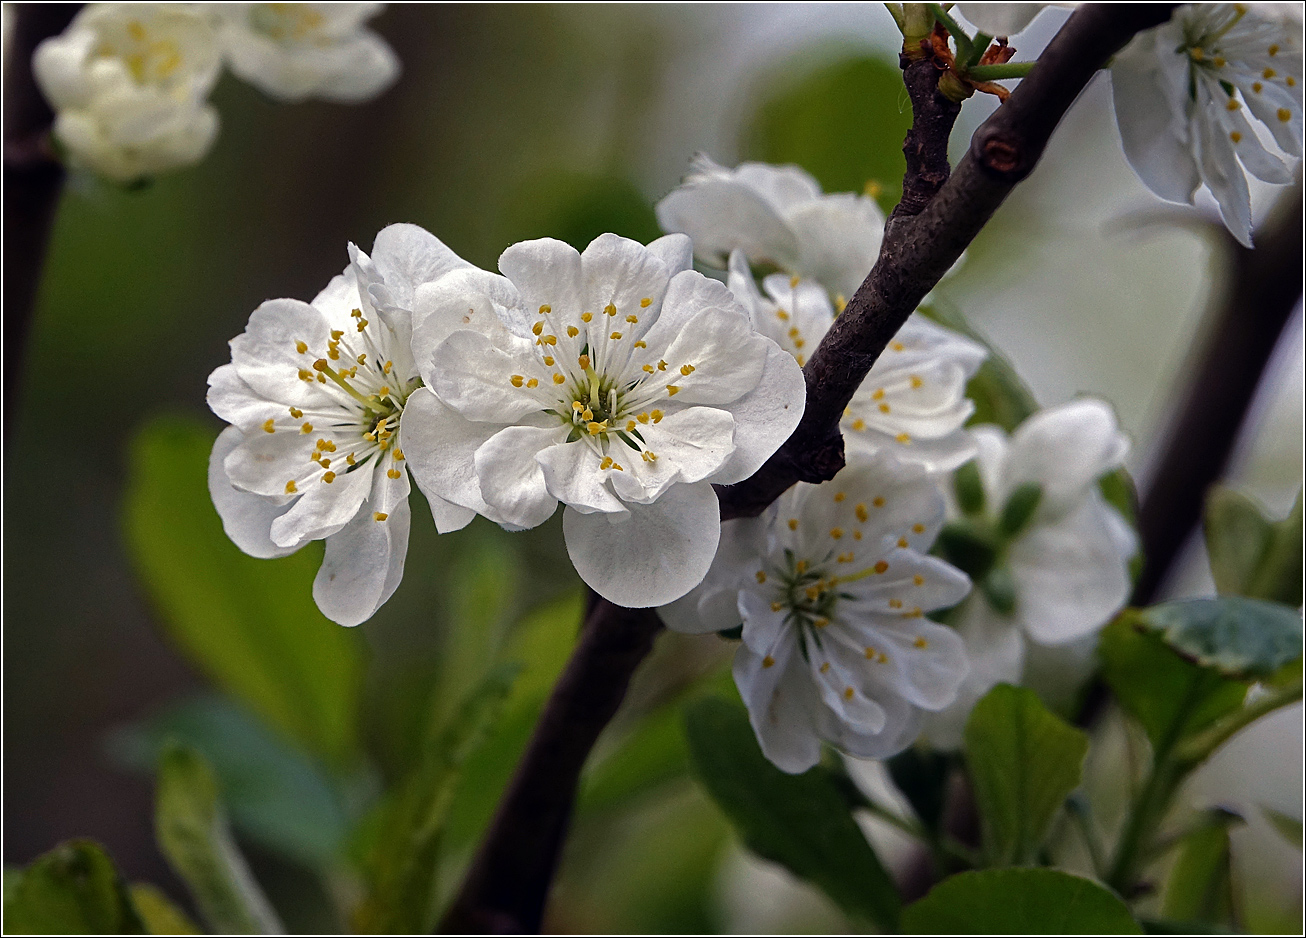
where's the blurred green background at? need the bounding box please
[4,4,1300,933]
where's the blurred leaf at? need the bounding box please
[1263,807,1303,850]
[107,694,351,869]
[1161,821,1239,927]
[684,697,900,930]
[123,415,365,765]
[887,747,953,832]
[921,299,1039,432]
[579,704,691,815]
[154,742,283,934]
[1099,615,1248,752]
[963,684,1089,866]
[442,592,583,850]
[129,883,200,935]
[1138,598,1303,681]
[504,170,662,251]
[744,53,913,210]
[1205,487,1302,605]
[355,664,520,934]
[2,840,146,935]
[902,868,1141,934]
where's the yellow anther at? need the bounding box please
[794,339,805,349]
[612,462,624,471]
[843,686,855,700]
[392,449,404,461]
[567,325,580,337]
[581,312,593,322]
[294,340,308,354]
[914,574,925,586]
[834,295,847,314]
[1214,56,1226,67]
[640,297,652,308]
[346,453,356,466]
[914,637,929,649]
[874,560,889,574]
[289,407,303,418]
[776,309,790,321]
[912,523,925,534]
[641,450,658,462]
[285,480,298,494]
[1288,77,1296,87]
[322,471,336,483]
[879,403,890,414]
[621,420,634,434]
[581,407,594,420]
[754,570,767,584]
[610,331,623,340]
[1253,81,1264,93]
[1226,98,1241,111]
[889,598,903,609]
[604,303,617,317]
[328,347,341,360]
[587,421,605,435]
[838,551,855,563]
[551,374,564,384]
[543,335,558,346]
[532,321,544,335]
[891,341,905,352]
[851,418,865,431]
[897,537,909,548]
[388,468,402,479]
[820,662,830,673]
[1278,107,1292,122]
[626,315,639,323]
[763,654,776,667]
[833,492,845,502]
[543,356,555,366]
[600,456,614,470]
[910,375,923,389]
[680,364,695,376]
[511,375,524,387]
[374,511,388,522]
[299,369,314,381]
[666,385,680,395]
[378,385,391,397]
[634,340,647,348]
[896,432,912,444]
[330,329,345,341]
[865,646,877,659]
[572,401,585,412]
[356,319,368,331]
[651,410,664,423]
[872,388,885,400]
[853,530,862,540]
[658,360,667,371]
[351,307,363,318]
[301,422,314,434]
[903,608,923,619]
[1191,46,1205,61]
[872,496,885,507]
[788,518,799,531]
[636,412,649,423]
[1269,44,1279,56]
[830,528,844,540]
[788,327,801,338]
[642,364,655,373]
[855,503,869,522]
[789,275,800,288]
[878,651,889,663]
[796,560,808,574]
[262,418,276,433]
[539,304,552,314]
[578,354,591,370]
[313,358,330,372]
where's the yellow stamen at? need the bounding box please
[262,419,275,433]
[581,312,592,322]
[755,571,767,583]
[666,385,680,395]
[374,511,388,521]
[322,471,336,483]
[874,560,889,574]
[511,375,524,387]
[763,655,775,668]
[567,325,579,337]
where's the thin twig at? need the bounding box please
[3,3,80,438]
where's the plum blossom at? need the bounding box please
[1112,3,1303,246]
[401,233,806,608]
[955,3,1073,38]
[727,250,986,472]
[660,457,971,773]
[655,155,885,305]
[212,3,399,103]
[923,399,1137,747]
[208,224,473,626]
[33,3,221,182]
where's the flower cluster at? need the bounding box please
[34,3,398,182]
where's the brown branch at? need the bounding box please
[3,3,80,438]
[716,3,1176,521]
[1131,185,1304,603]
[443,6,1177,932]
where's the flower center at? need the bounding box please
[96,19,186,85]
[250,3,328,45]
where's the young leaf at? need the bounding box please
[963,684,1089,866]
[1138,597,1303,681]
[683,697,900,930]
[2,840,147,935]
[123,415,364,765]
[902,868,1142,934]
[1099,615,1248,752]
[154,741,283,934]
[129,883,201,934]
[1250,490,1303,607]
[355,663,521,934]
[1161,821,1239,927]
[1205,487,1303,605]
[578,703,691,816]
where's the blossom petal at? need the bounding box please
[785,193,884,302]
[1004,398,1128,516]
[709,342,806,485]
[207,363,280,430]
[536,440,627,515]
[658,515,766,634]
[497,237,583,337]
[429,329,550,423]
[313,495,411,627]
[474,425,563,529]
[229,298,333,407]
[1111,35,1203,204]
[581,232,674,326]
[370,223,473,312]
[208,426,304,559]
[957,3,1051,37]
[655,307,769,406]
[269,456,374,546]
[563,480,721,607]
[637,268,746,357]
[398,387,498,524]
[645,233,694,276]
[733,637,824,774]
[410,269,522,375]
[609,406,737,504]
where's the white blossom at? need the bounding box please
[401,233,806,609]
[956,3,1073,38]
[212,3,399,103]
[727,250,986,472]
[923,398,1136,747]
[208,224,473,626]
[660,457,971,773]
[1112,3,1302,246]
[655,155,886,305]
[33,3,221,182]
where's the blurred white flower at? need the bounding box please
[401,233,806,608]
[923,398,1136,747]
[208,224,473,626]
[956,3,1071,37]
[660,457,971,773]
[33,3,221,182]
[727,249,986,472]
[656,155,885,305]
[213,2,399,103]
[1112,3,1302,246]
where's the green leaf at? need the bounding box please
[903,868,1141,934]
[123,415,364,764]
[963,684,1089,866]
[579,703,690,815]
[1161,818,1241,926]
[1099,615,1248,752]
[154,741,283,934]
[129,883,200,934]
[683,697,900,930]
[1205,487,1303,605]
[1262,806,1303,850]
[743,54,914,213]
[106,694,350,869]
[1138,597,1303,681]
[2,841,147,935]
[355,663,521,934]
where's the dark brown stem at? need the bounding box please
[716,3,1176,521]
[3,3,80,438]
[445,6,1178,931]
[1132,186,1304,604]
[439,594,663,933]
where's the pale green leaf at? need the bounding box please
[2,840,146,935]
[1139,597,1303,681]
[129,883,200,935]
